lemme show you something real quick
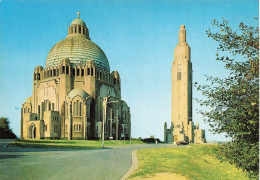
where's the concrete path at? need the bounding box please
[0,142,177,180]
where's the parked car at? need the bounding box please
[176,141,189,146]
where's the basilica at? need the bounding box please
[21,13,131,140]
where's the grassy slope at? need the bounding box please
[129,144,249,180]
[10,139,144,149]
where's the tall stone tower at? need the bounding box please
[171,25,193,143]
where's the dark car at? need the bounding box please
[176,141,189,146]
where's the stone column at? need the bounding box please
[68,102,72,140]
[41,102,44,120]
[102,99,107,145]
[129,112,131,142]
[116,108,118,140]
[84,102,87,139]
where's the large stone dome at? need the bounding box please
[45,15,110,72]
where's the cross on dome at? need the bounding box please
[77,11,80,19]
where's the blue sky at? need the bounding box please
[0,0,258,141]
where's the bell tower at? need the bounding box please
[171,25,193,143]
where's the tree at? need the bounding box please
[0,117,17,139]
[195,18,259,179]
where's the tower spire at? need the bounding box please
[77,11,80,19]
[178,25,186,43]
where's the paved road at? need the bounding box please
[0,142,177,180]
[0,139,15,148]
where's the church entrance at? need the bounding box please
[174,135,178,142]
[29,124,36,139]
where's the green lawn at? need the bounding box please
[129,144,249,180]
[10,139,144,150]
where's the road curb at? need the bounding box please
[120,150,138,180]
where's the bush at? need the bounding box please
[0,117,17,139]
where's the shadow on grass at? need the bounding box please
[5,142,112,152]
[0,154,25,160]
[16,139,77,144]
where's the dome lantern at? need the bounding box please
[67,12,90,40]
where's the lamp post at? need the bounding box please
[116,108,119,140]
[102,98,120,148]
[129,112,131,145]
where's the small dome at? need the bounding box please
[68,89,89,99]
[121,100,128,107]
[70,18,86,26]
[24,97,32,103]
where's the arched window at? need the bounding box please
[79,102,82,116]
[79,125,81,132]
[79,26,81,34]
[75,26,77,33]
[76,100,79,116]
[177,64,181,81]
[73,102,76,116]
[91,68,93,76]
[62,66,65,74]
[81,69,84,76]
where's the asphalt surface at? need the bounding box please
[0,140,177,180]
[0,139,15,148]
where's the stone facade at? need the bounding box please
[21,13,131,140]
[165,25,206,144]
